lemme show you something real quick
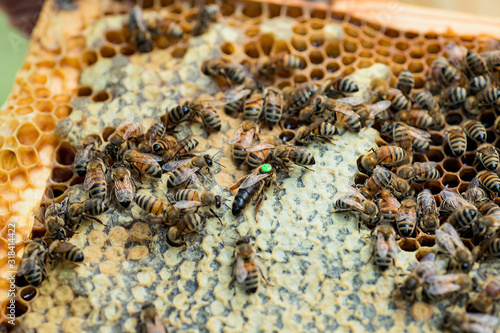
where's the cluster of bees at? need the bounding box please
[17,3,500,331]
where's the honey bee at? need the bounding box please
[477,87,500,106]
[163,153,220,188]
[469,75,490,91]
[373,223,398,271]
[476,143,500,171]
[135,194,166,216]
[333,185,379,226]
[392,122,412,156]
[166,103,192,127]
[463,120,487,143]
[399,253,441,300]
[271,144,315,170]
[174,189,222,223]
[104,143,120,166]
[161,137,199,162]
[233,237,273,294]
[442,86,468,106]
[417,189,440,233]
[152,135,178,155]
[139,121,166,153]
[201,58,246,85]
[284,82,318,113]
[424,273,473,300]
[358,145,407,174]
[49,240,84,263]
[477,170,500,193]
[263,87,283,130]
[84,157,107,200]
[440,189,478,232]
[359,166,393,199]
[463,177,489,207]
[137,303,167,333]
[464,96,480,116]
[192,3,219,36]
[18,239,49,286]
[166,212,205,247]
[195,105,222,132]
[312,96,364,132]
[243,94,265,121]
[231,163,283,223]
[442,310,500,332]
[395,110,434,129]
[224,80,257,117]
[377,189,400,225]
[150,17,183,39]
[41,191,70,241]
[435,223,474,272]
[74,134,101,177]
[123,150,162,179]
[465,50,487,77]
[258,53,303,77]
[441,65,461,86]
[294,120,337,145]
[128,5,154,53]
[468,276,500,314]
[246,143,275,170]
[477,201,500,236]
[229,121,260,167]
[385,88,412,110]
[67,198,108,225]
[322,77,359,97]
[108,120,142,147]
[396,197,417,237]
[396,70,414,96]
[430,56,450,81]
[445,126,467,156]
[407,125,432,152]
[355,100,392,128]
[415,91,438,111]
[396,162,440,182]
[111,164,135,208]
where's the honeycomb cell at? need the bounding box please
[309,32,325,47]
[267,3,281,18]
[376,48,390,57]
[92,91,110,103]
[285,5,302,18]
[409,48,425,59]
[65,35,86,54]
[310,9,326,19]
[160,0,174,6]
[344,26,359,38]
[375,57,390,66]
[15,106,34,116]
[34,100,55,113]
[19,286,37,302]
[292,24,307,36]
[309,51,324,65]
[358,60,373,69]
[467,138,477,152]
[426,148,444,163]
[35,60,56,69]
[28,73,47,85]
[171,45,187,58]
[417,234,436,247]
[442,158,462,172]
[461,152,475,167]
[310,68,324,80]
[54,105,73,119]
[60,57,81,71]
[53,94,70,104]
[0,171,7,185]
[479,111,496,128]
[102,127,116,141]
[258,34,275,56]
[245,27,259,38]
[0,196,11,215]
[486,130,495,144]
[459,167,476,181]
[424,31,439,39]
[76,86,92,97]
[10,168,28,189]
[408,61,424,73]
[291,36,307,52]
[326,62,340,73]
[427,180,444,194]
[413,152,428,163]
[105,30,124,44]
[358,50,373,58]
[293,75,307,84]
[445,112,463,125]
[55,143,76,166]
[16,123,40,146]
[49,184,68,199]
[220,42,235,55]
[82,50,98,66]
[414,75,425,89]
[279,130,295,143]
[283,117,299,130]
[242,2,262,18]
[377,37,391,47]
[360,38,374,49]
[398,238,419,252]
[457,182,469,194]
[100,45,116,58]
[18,147,38,167]
[120,45,135,56]
[343,39,358,53]
[274,41,290,55]
[392,54,407,65]
[384,27,399,38]
[348,17,364,27]
[341,67,356,76]
[244,42,260,58]
[342,55,356,66]
[16,96,34,106]
[33,114,56,132]
[427,43,441,54]
[442,173,460,188]
[395,41,409,51]
[325,41,340,58]
[3,299,28,318]
[310,20,324,30]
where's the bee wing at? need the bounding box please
[459,323,494,333]
[386,88,404,96]
[84,171,96,190]
[367,100,391,115]
[334,107,360,119]
[338,196,365,213]
[115,179,134,203]
[247,143,275,152]
[406,125,431,140]
[387,234,398,258]
[122,122,142,141]
[228,126,244,145]
[33,206,45,224]
[463,313,500,331]
[376,232,389,258]
[173,200,205,209]
[186,167,204,189]
[235,256,248,283]
[162,159,191,172]
[435,229,457,256]
[440,189,469,210]
[224,86,252,101]
[336,96,364,106]
[442,223,467,249]
[465,177,482,203]
[240,171,271,189]
[425,275,462,295]
[337,184,365,201]
[445,42,467,66]
[413,162,438,178]
[241,128,255,149]
[419,252,436,263]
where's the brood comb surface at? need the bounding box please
[0,0,499,331]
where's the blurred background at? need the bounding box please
[0,0,498,106]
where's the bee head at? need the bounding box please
[215,195,222,209]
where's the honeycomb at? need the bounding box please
[0,0,499,331]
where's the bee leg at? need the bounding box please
[84,215,105,225]
[209,208,223,225]
[253,192,266,224]
[270,180,285,192]
[300,165,315,172]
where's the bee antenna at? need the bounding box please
[214,160,226,168]
[222,202,231,209]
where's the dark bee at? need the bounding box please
[74,135,101,177]
[464,177,489,207]
[465,50,487,76]
[139,121,166,153]
[477,143,500,171]
[333,185,379,226]
[67,198,108,225]
[463,120,487,143]
[127,5,154,53]
[243,94,265,122]
[84,157,107,200]
[469,75,490,91]
[396,70,414,96]
[163,154,220,188]
[166,212,205,247]
[360,166,393,199]
[49,240,84,263]
[201,58,246,85]
[295,120,337,145]
[271,144,315,170]
[166,103,192,127]
[18,239,49,286]
[417,189,439,233]
[441,65,461,86]
[373,223,398,271]
[464,96,480,116]
[442,86,468,106]
[224,79,257,117]
[322,77,359,97]
[233,237,272,294]
[194,105,222,132]
[123,150,162,179]
[477,87,500,106]
[386,88,411,110]
[263,87,283,130]
[440,189,478,232]
[477,170,500,193]
[258,53,303,77]
[415,91,438,111]
[162,137,199,162]
[284,82,318,113]
[445,126,467,156]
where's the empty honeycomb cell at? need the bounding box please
[291,36,307,52]
[377,37,391,47]
[479,111,496,128]
[408,61,424,73]
[383,27,399,38]
[341,67,356,76]
[102,127,116,141]
[342,55,356,66]
[245,27,260,38]
[461,152,475,167]
[18,147,38,167]
[309,20,324,30]
[417,234,436,248]
[28,73,47,85]
[49,184,68,199]
[0,150,17,171]
[60,57,81,71]
[309,32,325,47]
[259,34,274,55]
[358,50,373,58]
[15,106,34,116]
[19,286,37,302]
[486,130,496,144]
[360,38,374,49]
[466,138,477,152]
[426,148,444,163]
[119,45,135,56]
[0,171,7,185]
[326,62,340,73]
[375,57,390,66]
[412,152,428,163]
[414,75,425,89]
[244,42,260,58]
[424,31,439,39]
[82,50,98,66]
[445,112,463,125]
[10,168,28,189]
[361,26,377,39]
[220,42,235,55]
[17,96,34,106]
[100,45,116,58]
[309,51,324,65]
[325,41,340,58]
[34,100,55,113]
[358,60,373,69]
[279,130,295,143]
[33,114,56,132]
[376,48,390,57]
[171,46,187,58]
[459,167,476,181]
[293,75,308,84]
[54,105,73,119]
[55,143,76,166]
[330,11,345,22]
[348,16,364,27]
[53,94,70,104]
[16,123,40,146]
[242,2,262,18]
[457,182,469,194]
[76,86,92,97]
[105,30,124,44]
[0,136,3,150]
[70,176,84,186]
[398,238,419,252]
[170,4,183,14]
[442,173,460,188]
[342,39,358,53]
[395,41,409,51]
[344,26,359,38]
[92,91,110,103]
[427,180,444,194]
[274,41,291,55]
[442,158,462,172]
[310,68,324,80]
[3,299,28,319]
[392,54,407,65]
[292,24,308,36]
[285,5,302,18]
[65,35,86,54]
[409,48,425,59]
[427,43,441,54]
[160,0,174,6]
[35,60,56,69]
